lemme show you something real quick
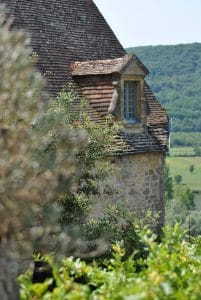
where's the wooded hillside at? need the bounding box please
[127,43,201,132]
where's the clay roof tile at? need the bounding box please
[72,54,133,76]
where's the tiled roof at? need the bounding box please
[2,0,169,154]
[147,126,169,149]
[72,54,132,76]
[70,94,105,125]
[73,74,117,117]
[71,96,167,154]
[145,83,168,126]
[72,54,149,76]
[72,75,169,153]
[1,0,125,96]
[145,83,169,148]
[112,131,165,155]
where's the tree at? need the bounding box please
[164,166,174,201]
[174,185,195,210]
[0,12,84,299]
[174,174,183,185]
[35,88,118,227]
[165,186,195,230]
[189,164,195,173]
[193,146,201,156]
[184,211,201,237]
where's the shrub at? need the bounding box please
[19,225,201,300]
[174,174,183,184]
[189,164,195,173]
[0,10,85,298]
[193,145,201,156]
[35,88,119,227]
[82,205,153,261]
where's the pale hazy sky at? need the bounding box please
[94,0,201,47]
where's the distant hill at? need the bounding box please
[127,43,201,132]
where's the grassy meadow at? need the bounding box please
[169,146,195,156]
[167,147,201,192]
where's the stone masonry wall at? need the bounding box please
[92,152,165,229]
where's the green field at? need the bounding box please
[167,155,201,192]
[169,146,195,156]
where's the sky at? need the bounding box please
[94,0,201,48]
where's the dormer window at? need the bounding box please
[122,79,142,126]
[124,81,137,123]
[72,54,148,130]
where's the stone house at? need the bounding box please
[2,0,169,227]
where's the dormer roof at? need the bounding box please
[72,54,149,76]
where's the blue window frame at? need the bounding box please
[124,81,137,123]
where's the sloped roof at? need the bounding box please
[70,82,169,154]
[145,83,169,148]
[1,0,169,153]
[145,83,168,126]
[114,132,165,155]
[1,0,125,96]
[72,74,169,153]
[73,74,116,116]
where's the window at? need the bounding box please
[124,81,137,123]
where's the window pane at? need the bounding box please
[124,81,137,122]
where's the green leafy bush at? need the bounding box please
[82,206,157,261]
[193,145,201,156]
[19,225,201,300]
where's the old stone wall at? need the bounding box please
[92,152,165,229]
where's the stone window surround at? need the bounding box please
[120,75,144,130]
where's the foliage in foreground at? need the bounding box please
[0,10,88,298]
[82,206,157,261]
[19,225,201,300]
[0,10,87,248]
